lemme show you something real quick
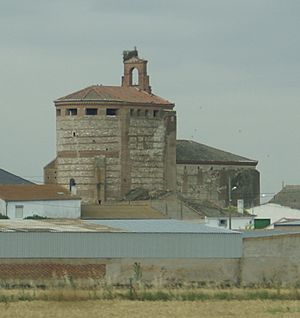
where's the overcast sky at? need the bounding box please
[1,0,299,202]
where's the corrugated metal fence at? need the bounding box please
[0,232,242,259]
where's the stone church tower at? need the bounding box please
[44,49,177,204]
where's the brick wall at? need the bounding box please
[0,260,105,280]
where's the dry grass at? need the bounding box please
[0,300,300,318]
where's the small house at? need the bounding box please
[0,184,81,219]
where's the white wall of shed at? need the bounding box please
[6,200,81,219]
[0,199,6,216]
[204,216,254,230]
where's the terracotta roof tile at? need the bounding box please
[0,185,80,201]
[55,85,174,106]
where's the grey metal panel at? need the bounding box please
[86,219,240,234]
[0,232,242,259]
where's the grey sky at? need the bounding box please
[1,0,299,201]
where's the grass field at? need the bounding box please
[0,299,300,318]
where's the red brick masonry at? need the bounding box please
[0,263,106,279]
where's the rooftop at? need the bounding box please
[270,185,300,210]
[0,219,121,233]
[55,85,174,107]
[0,169,33,185]
[176,140,257,165]
[0,184,80,201]
[242,229,300,239]
[0,219,240,234]
[86,219,240,234]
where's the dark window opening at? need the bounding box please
[153,110,159,117]
[67,108,77,116]
[219,219,228,227]
[130,109,134,116]
[106,108,118,116]
[69,178,76,191]
[56,109,61,116]
[85,108,97,115]
[145,110,149,117]
[137,109,141,116]
[72,131,76,137]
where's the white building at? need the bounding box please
[247,203,300,227]
[204,216,255,230]
[0,184,81,219]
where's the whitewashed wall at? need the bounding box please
[5,200,81,219]
[204,216,254,230]
[0,199,7,216]
[248,203,300,225]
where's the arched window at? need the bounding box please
[69,178,76,191]
[130,68,139,85]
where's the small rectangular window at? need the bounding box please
[153,110,159,117]
[56,109,61,116]
[85,108,97,115]
[145,110,149,117]
[106,108,118,116]
[219,219,228,227]
[137,109,141,116]
[130,109,134,116]
[66,108,77,116]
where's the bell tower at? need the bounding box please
[121,48,151,93]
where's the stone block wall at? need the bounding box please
[177,164,260,208]
[45,105,176,204]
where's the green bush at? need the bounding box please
[24,214,48,220]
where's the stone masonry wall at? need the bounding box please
[177,164,259,207]
[128,113,166,191]
[45,105,177,204]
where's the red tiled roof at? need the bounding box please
[55,85,174,106]
[0,185,80,201]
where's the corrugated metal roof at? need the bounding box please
[0,219,121,233]
[86,219,240,234]
[0,232,242,259]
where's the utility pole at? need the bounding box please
[228,176,232,230]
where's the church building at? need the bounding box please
[44,49,176,204]
[44,49,259,208]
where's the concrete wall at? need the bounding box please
[177,164,260,208]
[106,258,240,285]
[5,200,81,219]
[241,233,300,286]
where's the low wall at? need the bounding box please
[241,233,300,286]
[0,258,240,286]
[106,258,240,285]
